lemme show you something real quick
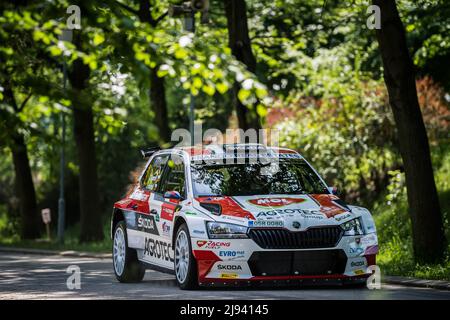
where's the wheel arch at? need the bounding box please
[111,208,125,239]
[172,216,187,249]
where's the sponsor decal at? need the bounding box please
[361,234,377,245]
[354,269,365,275]
[197,240,231,249]
[208,197,225,201]
[351,260,365,267]
[248,220,284,228]
[248,197,306,207]
[349,247,364,255]
[197,240,208,247]
[218,264,242,271]
[185,211,197,215]
[256,209,325,219]
[136,214,159,235]
[334,213,352,222]
[161,206,175,221]
[309,194,348,217]
[162,221,171,236]
[193,230,205,235]
[144,238,174,262]
[219,250,245,258]
[221,215,246,223]
[220,273,239,279]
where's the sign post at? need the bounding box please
[41,208,51,240]
[57,29,73,244]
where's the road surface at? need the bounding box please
[0,252,449,300]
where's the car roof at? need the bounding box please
[153,143,302,160]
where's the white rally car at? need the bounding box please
[111,144,378,289]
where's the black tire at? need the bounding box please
[174,223,198,290]
[113,221,145,283]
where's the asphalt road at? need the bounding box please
[0,252,449,300]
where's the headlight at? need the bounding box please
[206,222,248,239]
[341,218,364,236]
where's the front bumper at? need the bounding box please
[192,232,378,286]
[198,274,370,287]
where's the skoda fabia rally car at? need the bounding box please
[111,144,378,289]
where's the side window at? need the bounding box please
[160,155,186,198]
[141,155,169,192]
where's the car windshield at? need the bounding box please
[191,158,328,197]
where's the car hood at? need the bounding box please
[196,194,357,231]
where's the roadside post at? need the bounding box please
[41,208,51,240]
[57,28,73,244]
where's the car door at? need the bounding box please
[138,154,176,269]
[124,156,166,249]
[149,153,186,242]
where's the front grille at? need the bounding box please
[248,250,347,276]
[248,227,343,249]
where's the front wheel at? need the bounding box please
[113,221,145,283]
[174,224,198,290]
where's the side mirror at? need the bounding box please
[164,191,183,201]
[328,186,339,195]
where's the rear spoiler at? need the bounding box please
[140,147,161,159]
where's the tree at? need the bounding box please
[67,30,104,242]
[1,85,40,239]
[137,0,170,143]
[113,0,171,143]
[373,0,445,262]
[223,0,261,131]
[0,5,45,239]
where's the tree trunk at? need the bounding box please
[68,56,103,242]
[10,133,40,239]
[2,84,40,239]
[150,67,171,142]
[373,0,445,262]
[224,0,261,131]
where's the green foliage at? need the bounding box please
[373,144,450,280]
[0,0,271,238]
[274,46,397,204]
[399,0,450,89]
